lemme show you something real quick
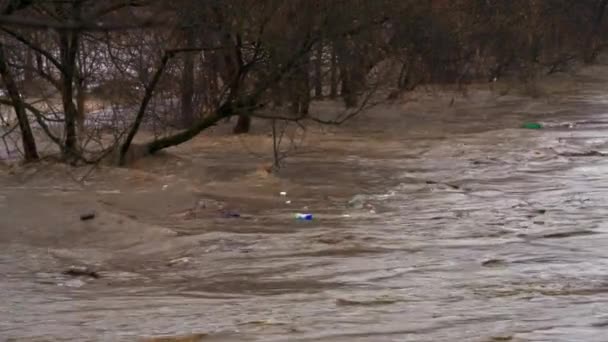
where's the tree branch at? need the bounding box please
[1,27,63,72]
[118,51,172,165]
[0,97,62,146]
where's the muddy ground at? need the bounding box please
[3,66,608,341]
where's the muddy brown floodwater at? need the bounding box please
[4,68,608,342]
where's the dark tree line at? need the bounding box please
[0,0,606,164]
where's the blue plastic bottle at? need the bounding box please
[295,213,313,220]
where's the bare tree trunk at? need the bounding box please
[0,45,38,161]
[585,0,608,63]
[289,77,299,114]
[213,6,250,135]
[397,61,408,89]
[232,114,251,134]
[340,64,358,108]
[272,82,284,107]
[180,29,196,128]
[288,52,311,114]
[329,44,338,98]
[120,53,171,165]
[206,58,219,109]
[271,119,279,169]
[59,30,80,161]
[56,1,82,162]
[336,38,367,108]
[300,55,311,114]
[313,42,323,98]
[76,78,86,135]
[23,48,33,91]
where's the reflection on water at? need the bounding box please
[4,87,608,341]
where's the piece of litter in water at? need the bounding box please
[522,122,542,129]
[280,191,287,196]
[240,319,288,326]
[342,214,351,218]
[481,259,507,267]
[162,184,168,190]
[220,210,241,218]
[295,213,313,220]
[167,257,191,266]
[335,296,400,306]
[63,265,100,279]
[61,279,86,288]
[80,211,96,221]
[96,190,121,194]
[285,200,292,204]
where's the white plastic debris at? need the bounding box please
[168,257,191,266]
[61,279,86,288]
[96,190,121,194]
[280,191,287,196]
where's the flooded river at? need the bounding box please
[3,72,608,341]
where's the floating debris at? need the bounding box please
[167,257,191,267]
[336,296,401,306]
[522,122,542,129]
[220,210,241,218]
[482,259,507,267]
[63,265,100,279]
[295,213,313,220]
[139,333,208,342]
[80,211,96,221]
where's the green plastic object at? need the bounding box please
[522,122,542,129]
